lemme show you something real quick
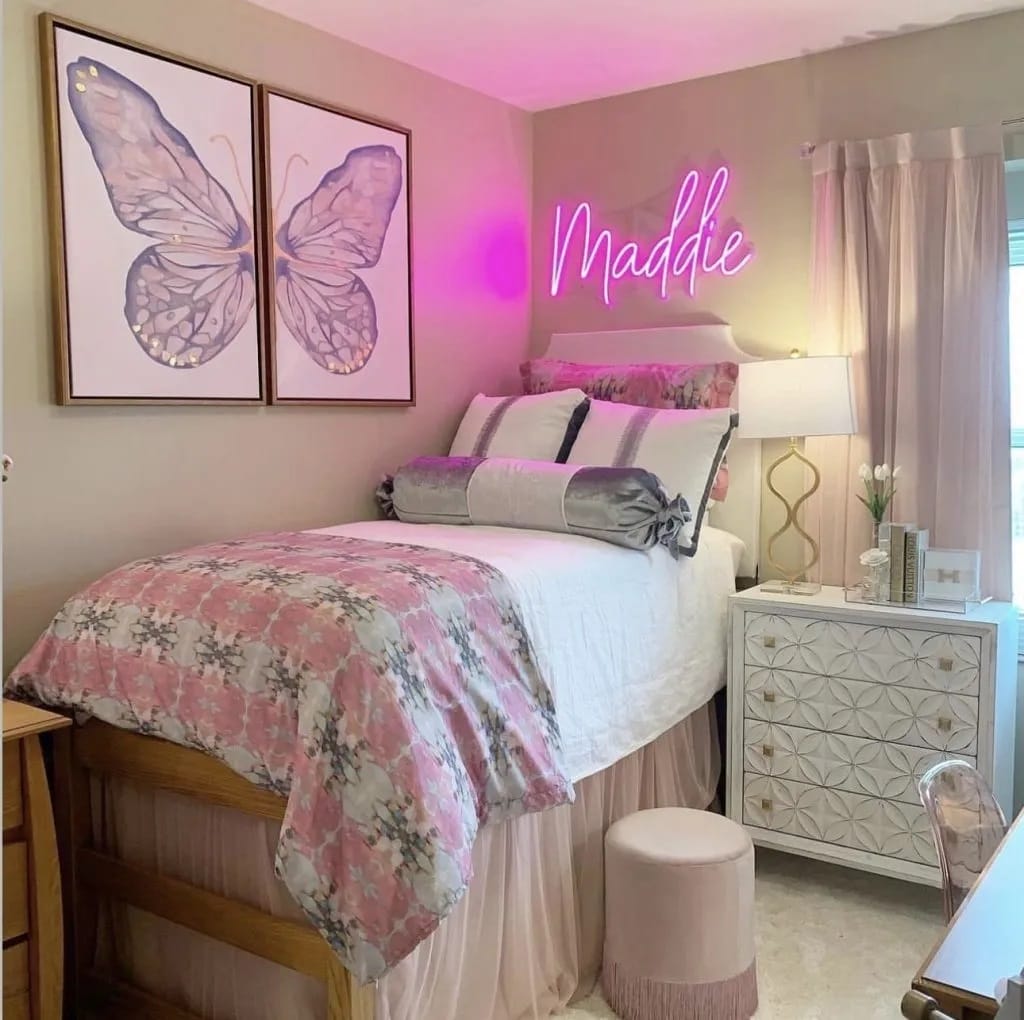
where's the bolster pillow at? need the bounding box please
[376,456,691,557]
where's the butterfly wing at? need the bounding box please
[66,58,255,366]
[67,58,250,249]
[128,245,256,368]
[275,261,376,374]
[275,145,402,374]
[277,145,403,268]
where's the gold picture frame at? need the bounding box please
[260,85,415,406]
[40,14,268,405]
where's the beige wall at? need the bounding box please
[2,0,533,670]
[532,9,1024,575]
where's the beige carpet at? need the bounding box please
[563,847,944,1019]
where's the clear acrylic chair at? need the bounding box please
[918,759,1008,922]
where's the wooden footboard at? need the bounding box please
[52,721,375,1020]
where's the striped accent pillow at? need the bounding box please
[566,402,737,556]
[449,390,589,462]
[520,360,737,500]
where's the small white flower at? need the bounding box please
[858,463,873,482]
[873,465,884,481]
[892,465,902,479]
[859,548,890,567]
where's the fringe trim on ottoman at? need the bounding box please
[601,956,758,1020]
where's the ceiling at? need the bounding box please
[250,0,1022,110]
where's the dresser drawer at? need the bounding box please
[744,667,978,754]
[744,612,982,695]
[743,773,937,867]
[3,741,22,831]
[743,719,975,805]
[3,841,29,940]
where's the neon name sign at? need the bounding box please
[549,165,753,305]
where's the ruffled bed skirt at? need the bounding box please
[95,701,719,1020]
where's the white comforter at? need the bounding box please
[317,522,742,782]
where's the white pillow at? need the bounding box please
[449,389,589,461]
[566,402,737,555]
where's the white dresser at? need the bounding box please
[726,585,1018,884]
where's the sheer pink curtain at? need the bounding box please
[807,126,1012,599]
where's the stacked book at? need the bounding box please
[877,523,929,603]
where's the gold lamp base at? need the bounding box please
[764,437,821,595]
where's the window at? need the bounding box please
[1011,227,1024,616]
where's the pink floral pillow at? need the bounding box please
[521,359,738,500]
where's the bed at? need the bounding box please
[11,324,760,1020]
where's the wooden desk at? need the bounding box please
[3,701,71,1020]
[914,809,1024,1019]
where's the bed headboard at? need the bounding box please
[545,325,761,579]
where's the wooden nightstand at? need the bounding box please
[3,701,71,1020]
[726,585,1018,884]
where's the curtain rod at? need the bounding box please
[800,118,1024,158]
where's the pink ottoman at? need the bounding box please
[602,808,757,1020]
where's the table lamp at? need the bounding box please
[738,352,857,595]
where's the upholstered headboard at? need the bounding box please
[544,325,760,578]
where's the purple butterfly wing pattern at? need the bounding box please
[125,247,256,368]
[66,58,256,368]
[275,145,403,375]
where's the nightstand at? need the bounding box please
[3,701,71,1020]
[726,585,1018,885]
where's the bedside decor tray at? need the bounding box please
[844,586,989,615]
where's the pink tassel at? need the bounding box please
[602,956,757,1020]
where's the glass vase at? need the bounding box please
[864,562,887,602]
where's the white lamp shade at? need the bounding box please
[737,355,857,439]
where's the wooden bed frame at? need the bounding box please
[52,721,375,1020]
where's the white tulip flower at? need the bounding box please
[892,466,902,479]
[858,463,873,482]
[873,465,884,481]
[881,463,891,480]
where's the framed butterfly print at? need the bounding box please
[261,87,414,405]
[41,16,266,404]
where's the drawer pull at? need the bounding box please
[760,798,772,811]
[762,744,774,758]
[762,691,776,703]
[762,635,777,649]
[937,717,952,733]
[938,657,954,673]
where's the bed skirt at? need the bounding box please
[93,701,719,1020]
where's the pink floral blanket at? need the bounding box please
[6,532,572,981]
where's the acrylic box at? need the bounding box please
[921,548,981,603]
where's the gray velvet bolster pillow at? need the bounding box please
[376,456,692,557]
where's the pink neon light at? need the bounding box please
[550,165,753,304]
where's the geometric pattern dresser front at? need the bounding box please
[727,586,1018,885]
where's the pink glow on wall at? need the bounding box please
[549,165,753,305]
[481,221,529,300]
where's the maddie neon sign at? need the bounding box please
[549,165,753,304]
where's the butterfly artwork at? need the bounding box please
[46,18,265,403]
[43,19,413,406]
[263,89,413,405]
[66,57,258,374]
